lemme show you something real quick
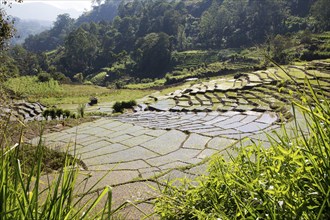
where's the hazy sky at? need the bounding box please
[14,0,92,11]
[5,0,93,21]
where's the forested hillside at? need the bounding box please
[10,18,51,45]
[1,0,330,86]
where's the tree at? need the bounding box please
[62,27,99,76]
[245,0,287,43]
[23,14,74,52]
[311,0,330,31]
[135,32,171,78]
[0,0,22,49]
[10,45,39,75]
[0,51,19,81]
[50,14,74,40]
[287,0,314,17]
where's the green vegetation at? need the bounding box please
[77,104,86,118]
[112,100,137,113]
[42,107,75,120]
[2,0,329,88]
[40,87,153,106]
[155,78,330,219]
[16,144,84,174]
[0,122,113,219]
[1,1,330,217]
[2,76,155,106]
[4,76,62,98]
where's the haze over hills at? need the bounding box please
[6,2,84,21]
[5,1,91,45]
[10,18,52,45]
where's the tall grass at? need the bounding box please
[0,118,113,219]
[3,76,156,106]
[4,76,63,98]
[155,74,330,219]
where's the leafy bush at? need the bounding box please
[42,108,73,120]
[55,108,63,118]
[112,100,137,113]
[155,78,330,219]
[52,72,72,84]
[48,108,56,120]
[112,102,123,113]
[63,109,71,118]
[37,72,52,82]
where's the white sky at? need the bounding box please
[17,0,92,11]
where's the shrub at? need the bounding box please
[42,108,73,120]
[155,77,330,219]
[52,72,71,84]
[42,109,50,119]
[63,109,71,118]
[48,108,56,120]
[73,73,84,83]
[122,100,137,109]
[55,108,63,118]
[112,100,137,113]
[37,72,52,82]
[112,101,123,113]
[77,104,86,118]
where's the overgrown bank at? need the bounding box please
[154,77,330,219]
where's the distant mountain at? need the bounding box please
[11,18,52,45]
[6,2,82,21]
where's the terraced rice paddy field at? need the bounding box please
[26,60,330,218]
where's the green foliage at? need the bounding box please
[48,108,56,120]
[3,0,328,83]
[269,35,293,64]
[90,71,107,85]
[112,100,136,113]
[42,107,74,120]
[77,104,86,118]
[0,51,19,81]
[135,32,172,78]
[51,72,71,84]
[16,144,72,174]
[0,125,113,219]
[76,0,119,25]
[37,72,52,82]
[311,0,330,31]
[0,0,23,49]
[63,27,99,76]
[125,78,166,89]
[63,109,71,118]
[4,76,62,98]
[73,72,84,83]
[9,45,39,76]
[23,13,74,52]
[11,0,328,82]
[155,78,330,219]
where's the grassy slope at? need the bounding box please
[4,79,156,106]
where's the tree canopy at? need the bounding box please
[2,0,330,82]
[0,0,22,49]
